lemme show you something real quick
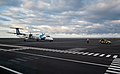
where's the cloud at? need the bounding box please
[111,20,120,24]
[84,0,120,22]
[22,0,50,10]
[0,0,120,38]
[22,0,84,12]
[31,25,74,34]
[0,0,22,7]
[0,16,11,21]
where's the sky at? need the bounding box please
[0,0,120,38]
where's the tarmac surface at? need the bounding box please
[0,38,120,74]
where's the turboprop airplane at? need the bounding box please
[9,27,53,42]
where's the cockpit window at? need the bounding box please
[46,36,50,37]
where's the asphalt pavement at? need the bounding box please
[0,38,119,74]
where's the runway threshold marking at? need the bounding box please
[99,54,105,57]
[105,58,120,74]
[88,53,94,55]
[0,44,119,59]
[11,51,109,68]
[0,65,23,74]
[106,55,111,58]
[113,55,118,59]
[93,53,99,56]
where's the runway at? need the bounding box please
[0,38,119,74]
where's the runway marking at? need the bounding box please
[0,49,5,51]
[88,53,94,55]
[82,52,89,55]
[0,44,119,59]
[106,55,111,58]
[67,48,87,51]
[93,53,99,56]
[99,54,105,57]
[105,58,120,74]
[113,55,118,59]
[110,65,120,69]
[0,44,22,48]
[76,52,84,54]
[106,70,120,74]
[66,51,72,54]
[0,65,23,74]
[71,51,77,54]
[12,51,109,67]
[108,67,120,71]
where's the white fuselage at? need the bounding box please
[17,34,53,41]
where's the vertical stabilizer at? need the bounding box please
[16,28,22,35]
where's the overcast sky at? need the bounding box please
[0,0,120,38]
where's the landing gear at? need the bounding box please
[49,40,53,42]
[36,39,39,41]
[24,39,27,42]
[24,37,28,42]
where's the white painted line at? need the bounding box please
[111,63,120,66]
[67,51,73,54]
[22,47,31,49]
[0,49,5,51]
[104,73,108,74]
[110,65,120,69]
[72,52,78,54]
[0,44,21,48]
[113,55,118,59]
[106,70,120,74]
[82,52,89,55]
[99,54,105,57]
[71,51,78,54]
[112,61,119,64]
[112,60,120,64]
[93,53,99,56]
[106,55,111,58]
[105,58,120,74]
[12,51,109,67]
[0,43,117,60]
[77,52,84,54]
[59,50,64,53]
[111,62,119,65]
[54,50,60,52]
[108,67,120,71]
[0,65,23,74]
[112,62,119,65]
[63,51,69,53]
[88,53,94,56]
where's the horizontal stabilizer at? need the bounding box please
[7,32,16,34]
[10,27,24,30]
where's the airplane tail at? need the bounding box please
[9,27,25,35]
[16,28,22,35]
